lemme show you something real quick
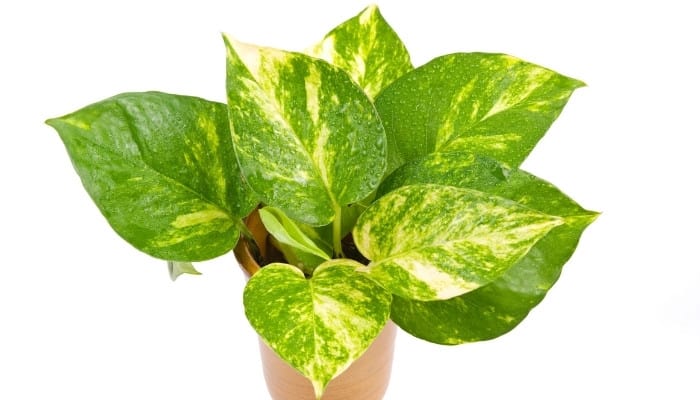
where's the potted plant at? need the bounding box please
[46,5,597,400]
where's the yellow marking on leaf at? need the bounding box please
[498,314,517,324]
[359,5,376,25]
[470,100,481,121]
[196,114,218,139]
[172,209,231,229]
[353,53,367,82]
[292,169,313,185]
[312,124,333,189]
[59,117,90,130]
[449,133,523,152]
[467,217,564,258]
[387,255,479,299]
[313,292,373,351]
[481,64,554,120]
[303,63,335,192]
[310,36,336,62]
[227,38,263,77]
[436,78,477,149]
[305,65,322,125]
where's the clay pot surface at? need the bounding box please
[234,211,396,400]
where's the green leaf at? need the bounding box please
[307,5,413,99]
[375,53,584,173]
[380,151,598,343]
[259,207,331,260]
[305,192,374,252]
[353,184,564,301]
[167,261,201,281]
[224,35,387,226]
[46,92,257,261]
[258,206,331,274]
[243,260,391,399]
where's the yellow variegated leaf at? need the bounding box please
[375,53,584,173]
[354,184,564,301]
[307,5,412,99]
[46,92,257,261]
[224,36,386,226]
[379,152,598,343]
[243,260,391,399]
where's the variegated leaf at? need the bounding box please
[258,206,330,274]
[243,260,391,399]
[307,5,413,99]
[46,92,257,261]
[375,53,584,173]
[224,35,386,226]
[379,151,598,343]
[353,184,564,301]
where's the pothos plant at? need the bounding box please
[47,5,597,399]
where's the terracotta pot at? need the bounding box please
[234,211,397,400]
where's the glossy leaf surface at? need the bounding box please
[380,152,598,343]
[375,53,584,173]
[47,92,256,261]
[244,260,391,398]
[307,5,413,99]
[354,184,563,301]
[224,36,386,226]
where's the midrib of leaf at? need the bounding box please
[238,51,342,218]
[563,212,599,226]
[70,114,236,222]
[296,67,343,217]
[309,279,321,387]
[478,69,555,122]
[364,233,531,269]
[305,277,332,398]
[433,77,477,151]
[354,13,377,91]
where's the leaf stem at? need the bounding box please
[332,204,344,258]
[237,218,255,242]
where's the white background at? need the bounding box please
[1,0,698,399]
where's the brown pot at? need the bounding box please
[234,210,397,400]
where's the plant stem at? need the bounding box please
[237,218,255,242]
[332,204,344,258]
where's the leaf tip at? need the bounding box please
[221,33,245,56]
[584,210,601,224]
[363,3,380,15]
[312,382,326,400]
[45,116,71,131]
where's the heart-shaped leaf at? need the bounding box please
[353,184,564,301]
[243,260,391,398]
[258,206,331,274]
[379,151,598,343]
[307,5,413,99]
[224,36,387,226]
[46,92,257,261]
[375,53,584,173]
